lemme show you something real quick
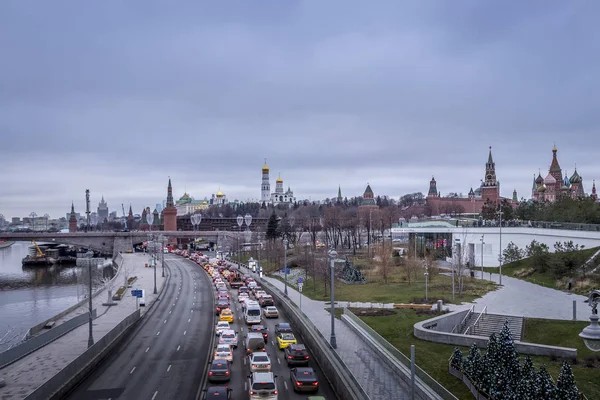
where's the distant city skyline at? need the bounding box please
[2,1,599,217]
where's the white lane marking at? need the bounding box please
[183,330,187,336]
[193,303,195,306]
[188,318,191,323]
[167,364,172,372]
[176,297,178,300]
[284,381,288,390]
[173,303,175,306]
[190,310,193,313]
[157,331,160,336]
[151,391,158,400]
[169,310,172,314]
[130,367,136,374]
[146,347,150,353]
[243,357,247,365]
[271,340,275,346]
[164,319,167,324]
[177,345,180,351]
[277,358,281,364]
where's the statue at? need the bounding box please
[341,257,366,283]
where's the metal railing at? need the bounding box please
[452,306,474,334]
[343,308,458,400]
[464,306,487,336]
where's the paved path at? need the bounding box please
[445,269,590,321]
[255,273,411,400]
[0,254,166,399]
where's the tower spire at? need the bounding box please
[166,177,174,207]
[487,146,493,164]
[337,185,342,201]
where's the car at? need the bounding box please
[216,282,227,291]
[219,309,234,323]
[238,286,250,294]
[202,386,233,400]
[274,323,293,335]
[254,290,267,299]
[290,367,319,393]
[216,321,230,336]
[249,351,272,372]
[208,360,231,383]
[238,293,249,303]
[220,329,239,348]
[259,295,274,307]
[248,324,269,342]
[276,332,297,350]
[216,299,230,315]
[263,306,279,318]
[217,290,230,300]
[284,344,310,365]
[248,372,278,400]
[214,344,233,362]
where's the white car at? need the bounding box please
[216,282,227,291]
[249,351,271,372]
[219,329,239,348]
[214,344,233,362]
[216,321,230,336]
[263,306,279,319]
[254,290,267,299]
[238,293,249,303]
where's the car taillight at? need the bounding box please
[305,355,310,359]
[209,371,213,376]
[249,391,255,395]
[296,381,302,386]
[273,390,278,395]
[313,382,319,386]
[288,355,293,359]
[225,371,229,375]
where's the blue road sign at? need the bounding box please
[131,290,143,298]
[297,277,303,284]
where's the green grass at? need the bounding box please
[358,310,600,399]
[487,246,600,292]
[289,273,497,305]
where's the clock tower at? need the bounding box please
[481,146,499,202]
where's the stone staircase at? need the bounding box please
[466,313,524,341]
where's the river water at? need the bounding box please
[0,242,113,351]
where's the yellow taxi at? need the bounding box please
[276,332,297,350]
[219,308,234,323]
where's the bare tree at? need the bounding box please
[374,242,394,284]
[454,228,471,297]
[399,256,421,284]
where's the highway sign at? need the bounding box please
[298,283,303,292]
[131,290,143,298]
[297,277,303,284]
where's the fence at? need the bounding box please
[343,308,458,400]
[25,309,141,400]
[0,310,97,369]
[258,278,370,400]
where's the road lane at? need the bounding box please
[66,255,215,400]
[203,264,337,400]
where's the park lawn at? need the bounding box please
[486,246,600,291]
[359,310,600,399]
[295,273,498,305]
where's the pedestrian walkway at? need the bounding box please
[445,269,590,321]
[0,254,166,399]
[259,275,412,400]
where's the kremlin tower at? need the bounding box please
[69,202,77,232]
[261,159,270,203]
[163,178,178,242]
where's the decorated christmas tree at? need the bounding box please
[535,365,556,399]
[450,347,463,370]
[555,360,579,400]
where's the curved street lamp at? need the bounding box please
[29,212,37,231]
[328,248,338,349]
[580,290,600,352]
[43,213,50,231]
[237,215,244,260]
[244,213,252,231]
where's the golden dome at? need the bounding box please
[262,158,269,173]
[216,189,224,198]
[276,174,283,183]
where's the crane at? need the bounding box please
[31,240,44,257]
[122,203,128,232]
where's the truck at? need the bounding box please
[228,270,244,289]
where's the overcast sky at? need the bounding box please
[1,1,599,219]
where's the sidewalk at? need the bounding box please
[443,269,590,321]
[0,254,166,399]
[260,275,411,400]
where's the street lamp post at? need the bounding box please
[329,248,337,349]
[480,235,485,280]
[146,213,157,294]
[84,190,94,348]
[424,265,429,301]
[244,213,252,264]
[237,215,244,263]
[161,235,166,278]
[580,290,600,352]
[498,206,503,285]
[283,238,289,297]
[29,212,37,231]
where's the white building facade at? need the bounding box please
[391,226,600,268]
[260,160,296,207]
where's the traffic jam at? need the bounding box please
[170,249,330,400]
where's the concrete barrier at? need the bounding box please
[414,312,577,359]
[0,310,97,370]
[25,309,141,400]
[258,279,369,400]
[342,309,456,400]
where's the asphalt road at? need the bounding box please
[204,266,338,400]
[66,255,215,400]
